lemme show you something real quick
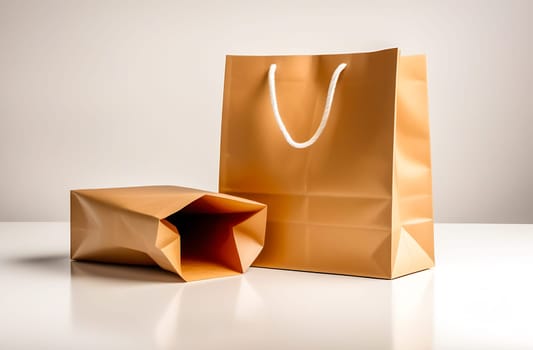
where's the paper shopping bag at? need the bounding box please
[71,186,267,281]
[219,48,434,279]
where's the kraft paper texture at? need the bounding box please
[219,48,434,279]
[71,186,267,281]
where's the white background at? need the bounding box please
[1,0,532,222]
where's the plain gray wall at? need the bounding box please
[1,0,532,222]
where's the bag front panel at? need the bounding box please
[220,49,400,277]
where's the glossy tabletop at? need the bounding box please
[0,223,532,349]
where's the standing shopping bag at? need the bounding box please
[219,48,434,279]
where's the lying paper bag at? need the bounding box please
[71,186,267,281]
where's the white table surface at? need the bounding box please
[0,223,532,349]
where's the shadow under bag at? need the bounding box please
[219,48,434,279]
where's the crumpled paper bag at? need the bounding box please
[71,186,267,281]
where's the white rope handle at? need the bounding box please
[268,62,347,149]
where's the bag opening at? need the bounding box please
[164,200,255,278]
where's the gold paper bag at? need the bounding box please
[71,186,267,281]
[219,48,434,279]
